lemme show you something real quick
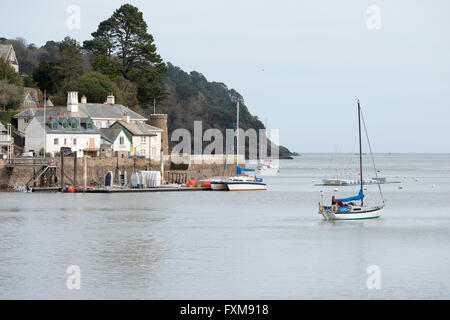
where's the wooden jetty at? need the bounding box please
[78,186,211,193]
[31,186,211,193]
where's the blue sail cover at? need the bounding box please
[237,166,256,175]
[338,189,364,202]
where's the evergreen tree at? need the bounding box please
[84,4,167,105]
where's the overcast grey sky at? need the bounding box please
[1,0,449,153]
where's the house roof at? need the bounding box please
[14,103,146,121]
[0,44,15,61]
[80,104,145,120]
[15,107,89,119]
[24,87,39,102]
[112,120,161,136]
[34,115,101,135]
[100,127,131,144]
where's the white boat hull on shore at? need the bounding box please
[226,182,267,191]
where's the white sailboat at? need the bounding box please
[318,100,384,220]
[211,99,267,191]
[255,118,280,176]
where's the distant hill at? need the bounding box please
[142,63,296,158]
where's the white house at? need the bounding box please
[100,127,132,155]
[24,114,101,156]
[110,120,163,160]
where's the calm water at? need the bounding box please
[0,154,449,299]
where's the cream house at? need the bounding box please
[110,120,162,160]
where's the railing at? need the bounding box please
[6,157,51,167]
[0,134,12,145]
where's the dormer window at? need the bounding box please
[50,120,58,130]
[70,118,79,129]
[60,117,69,129]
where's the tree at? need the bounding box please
[32,61,58,94]
[52,71,137,107]
[84,4,167,104]
[0,80,22,111]
[56,37,83,83]
[0,59,24,111]
[0,58,23,87]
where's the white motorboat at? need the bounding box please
[225,175,267,191]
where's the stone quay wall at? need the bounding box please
[0,155,243,190]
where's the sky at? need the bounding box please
[1,0,449,153]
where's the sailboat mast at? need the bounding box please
[358,99,363,206]
[236,99,240,165]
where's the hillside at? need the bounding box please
[144,63,295,158]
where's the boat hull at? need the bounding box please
[211,181,229,191]
[319,206,383,220]
[226,182,267,191]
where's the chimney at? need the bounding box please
[123,111,130,123]
[67,91,79,113]
[106,92,115,105]
[81,95,87,104]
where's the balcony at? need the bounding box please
[0,134,12,145]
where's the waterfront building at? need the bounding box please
[100,127,132,156]
[110,120,163,160]
[15,91,164,159]
[24,114,101,156]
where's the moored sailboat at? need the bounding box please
[318,100,384,220]
[211,99,267,191]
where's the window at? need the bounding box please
[64,138,67,145]
[73,138,77,146]
[85,119,94,130]
[141,136,146,143]
[61,118,69,128]
[54,138,59,145]
[119,137,124,145]
[24,119,29,124]
[70,118,78,129]
[96,121,101,128]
